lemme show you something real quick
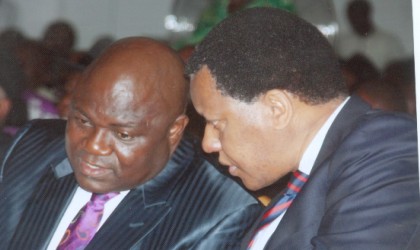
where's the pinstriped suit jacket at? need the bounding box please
[0,119,261,250]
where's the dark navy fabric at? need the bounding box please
[242,96,420,250]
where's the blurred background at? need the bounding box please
[0,0,413,55]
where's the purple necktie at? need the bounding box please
[248,170,309,249]
[57,192,119,250]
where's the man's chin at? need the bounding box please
[241,175,282,192]
[74,173,111,194]
[241,179,266,192]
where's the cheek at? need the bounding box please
[113,144,143,170]
[112,139,159,175]
[112,141,170,186]
[225,121,259,146]
[225,125,270,164]
[220,127,249,160]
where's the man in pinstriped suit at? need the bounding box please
[0,37,261,249]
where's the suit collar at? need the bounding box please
[88,135,198,249]
[137,135,196,205]
[312,95,370,172]
[265,95,371,248]
[8,167,78,250]
[51,135,197,206]
[53,157,73,177]
[242,96,372,249]
[90,137,196,248]
[263,96,372,248]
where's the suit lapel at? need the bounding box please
[86,186,172,249]
[241,187,287,250]
[243,96,372,249]
[11,135,197,249]
[87,136,196,249]
[8,159,77,249]
[264,166,329,249]
[312,95,370,172]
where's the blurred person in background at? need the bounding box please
[336,0,405,72]
[0,29,28,135]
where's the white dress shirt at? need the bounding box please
[47,187,129,249]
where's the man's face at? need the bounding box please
[190,67,293,191]
[66,67,175,193]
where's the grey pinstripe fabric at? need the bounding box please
[0,119,261,250]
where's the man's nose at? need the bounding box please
[201,124,222,153]
[84,128,112,155]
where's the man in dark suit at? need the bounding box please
[186,7,420,250]
[0,37,261,249]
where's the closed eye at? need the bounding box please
[74,115,92,127]
[116,131,135,141]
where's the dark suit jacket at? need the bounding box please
[242,96,420,250]
[0,119,261,250]
[0,131,12,161]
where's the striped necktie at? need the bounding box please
[248,170,309,249]
[57,192,119,250]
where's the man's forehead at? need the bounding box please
[191,66,216,87]
[70,96,162,130]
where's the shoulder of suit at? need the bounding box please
[21,119,66,137]
[181,134,258,205]
[7,119,66,153]
[1,119,66,174]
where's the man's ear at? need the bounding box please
[262,89,293,130]
[0,97,11,122]
[168,114,189,150]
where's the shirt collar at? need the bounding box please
[298,97,350,175]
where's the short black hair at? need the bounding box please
[186,7,348,104]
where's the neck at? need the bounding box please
[291,97,345,166]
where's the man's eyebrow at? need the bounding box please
[109,119,151,129]
[110,122,141,129]
[70,104,88,117]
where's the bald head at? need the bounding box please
[66,37,190,192]
[79,37,188,119]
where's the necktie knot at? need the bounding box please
[57,192,120,250]
[285,170,308,195]
[257,170,308,228]
[88,192,119,211]
[248,170,308,249]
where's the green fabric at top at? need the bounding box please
[173,0,295,49]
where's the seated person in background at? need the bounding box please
[0,37,261,250]
[87,35,115,60]
[57,64,85,119]
[383,58,417,117]
[16,39,60,120]
[335,0,405,72]
[0,29,28,134]
[186,7,420,250]
[354,78,407,113]
[42,20,76,60]
[42,20,92,65]
[339,53,380,93]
